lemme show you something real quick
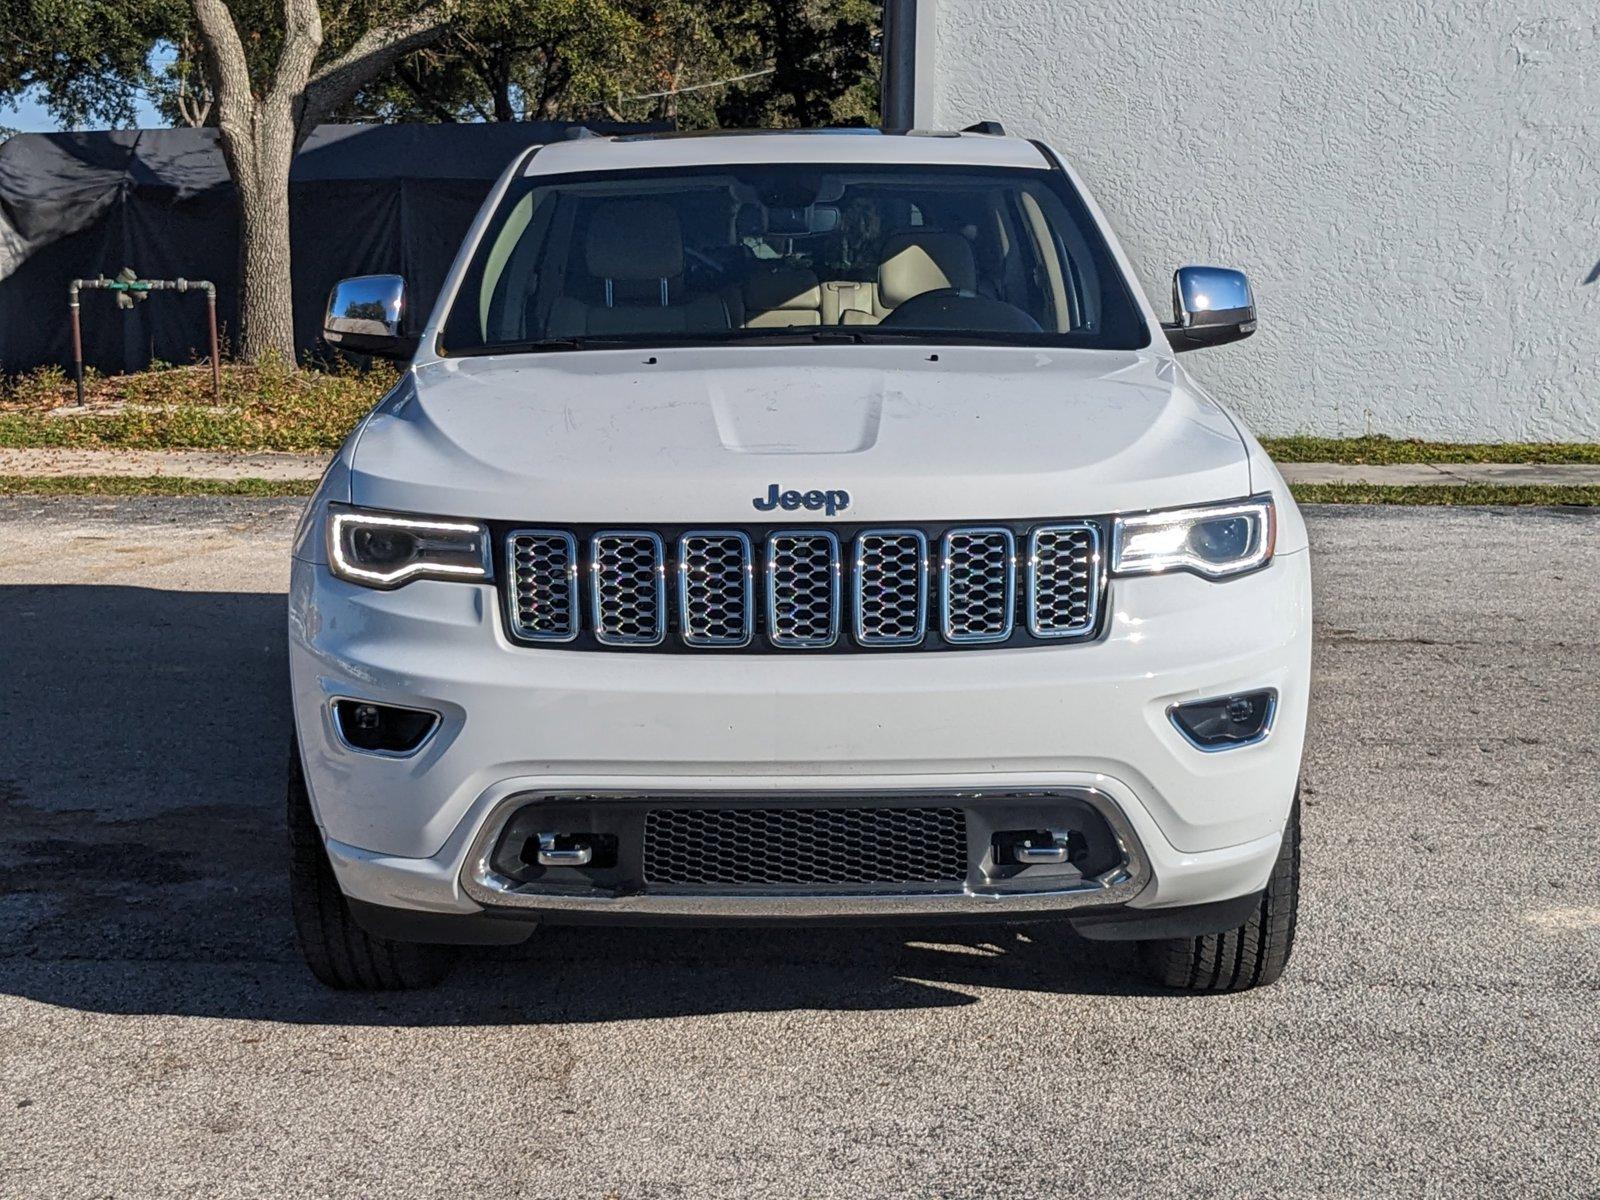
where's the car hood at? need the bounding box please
[348,345,1250,522]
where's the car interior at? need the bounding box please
[463,166,1117,347]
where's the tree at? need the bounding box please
[353,0,641,124]
[715,0,877,129]
[351,0,880,131]
[0,0,185,128]
[189,0,456,361]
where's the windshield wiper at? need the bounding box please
[470,337,589,354]
[722,328,867,346]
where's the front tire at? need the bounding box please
[287,745,455,990]
[1140,793,1300,992]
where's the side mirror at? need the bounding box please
[323,274,418,359]
[1162,266,1256,352]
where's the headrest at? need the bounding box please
[743,267,821,311]
[585,201,684,280]
[878,231,977,308]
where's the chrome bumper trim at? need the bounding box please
[459,788,1151,918]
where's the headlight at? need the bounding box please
[327,504,492,589]
[1111,496,1275,579]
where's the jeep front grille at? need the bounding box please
[1027,524,1100,637]
[506,530,578,642]
[941,528,1016,643]
[643,805,968,887]
[853,530,929,646]
[766,531,841,648]
[589,531,666,646]
[677,531,754,647]
[500,519,1103,652]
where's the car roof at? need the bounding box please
[521,128,1052,177]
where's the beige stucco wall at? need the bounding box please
[925,1,1600,439]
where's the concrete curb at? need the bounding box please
[2,448,1599,486]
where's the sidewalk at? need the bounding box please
[0,449,327,480]
[1278,462,1600,485]
[3,447,1600,486]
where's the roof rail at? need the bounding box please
[962,120,1006,136]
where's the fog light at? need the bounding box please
[332,699,439,755]
[1169,689,1276,751]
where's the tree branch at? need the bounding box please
[189,0,254,137]
[301,3,456,135]
[271,0,325,110]
[395,59,462,123]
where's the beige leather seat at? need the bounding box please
[548,201,728,336]
[742,267,822,328]
[835,231,978,325]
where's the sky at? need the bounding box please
[3,92,163,134]
[2,48,172,135]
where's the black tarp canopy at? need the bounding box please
[0,121,660,373]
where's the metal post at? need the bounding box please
[206,287,221,404]
[881,0,920,130]
[69,281,85,405]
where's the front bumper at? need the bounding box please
[290,549,1310,923]
[457,786,1149,920]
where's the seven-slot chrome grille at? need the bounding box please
[501,520,1103,652]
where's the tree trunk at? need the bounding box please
[235,169,297,363]
[490,52,514,121]
[221,113,300,364]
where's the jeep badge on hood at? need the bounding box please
[752,484,851,516]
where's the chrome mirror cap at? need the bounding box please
[323,274,417,359]
[1163,265,1256,353]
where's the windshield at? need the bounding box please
[438,162,1150,355]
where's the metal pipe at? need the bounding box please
[67,275,221,405]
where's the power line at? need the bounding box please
[615,66,775,105]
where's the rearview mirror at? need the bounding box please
[323,274,418,359]
[1162,266,1256,353]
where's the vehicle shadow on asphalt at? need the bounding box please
[0,585,1168,1025]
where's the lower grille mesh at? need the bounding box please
[643,806,968,887]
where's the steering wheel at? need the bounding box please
[878,289,1043,334]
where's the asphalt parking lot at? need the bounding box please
[1,498,1596,1199]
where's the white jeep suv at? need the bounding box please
[288,127,1310,992]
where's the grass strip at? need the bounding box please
[1263,436,1600,464]
[0,474,315,497]
[5,475,1595,507]
[1290,483,1600,506]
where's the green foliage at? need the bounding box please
[353,0,645,122]
[714,0,878,128]
[0,0,185,128]
[347,0,881,128]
